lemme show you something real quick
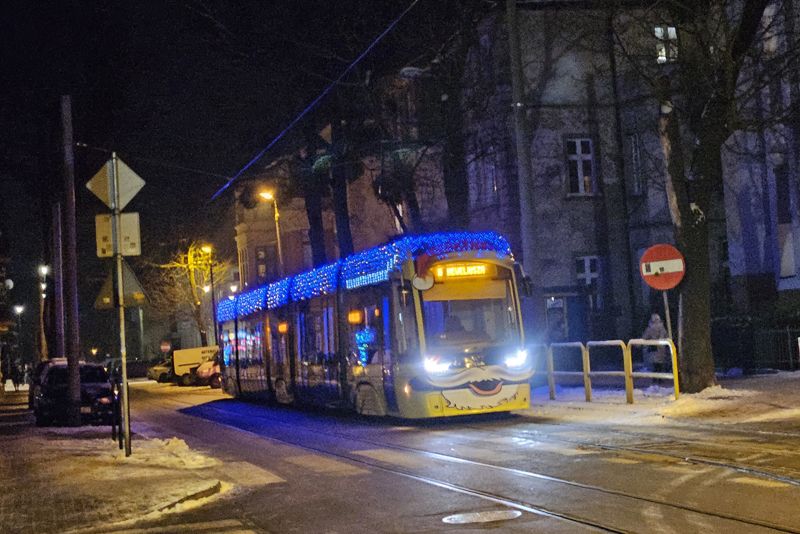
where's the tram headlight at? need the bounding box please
[424,355,451,374]
[504,349,528,368]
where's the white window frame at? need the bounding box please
[576,255,602,310]
[655,25,678,64]
[566,137,596,196]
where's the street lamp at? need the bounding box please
[199,244,219,345]
[37,265,49,360]
[11,305,24,380]
[258,190,285,277]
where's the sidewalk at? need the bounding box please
[0,391,231,534]
[525,370,800,431]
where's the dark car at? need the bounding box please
[32,363,115,426]
[28,358,68,409]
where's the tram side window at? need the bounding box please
[345,286,389,366]
[297,298,332,365]
[394,281,418,357]
[222,329,233,366]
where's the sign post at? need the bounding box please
[640,244,686,340]
[87,154,144,457]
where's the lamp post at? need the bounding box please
[258,190,285,277]
[12,305,24,379]
[200,245,219,346]
[38,265,49,361]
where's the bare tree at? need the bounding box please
[144,243,230,346]
[608,0,798,391]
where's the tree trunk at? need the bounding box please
[658,101,716,393]
[330,120,354,257]
[304,185,328,267]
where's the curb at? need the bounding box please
[157,479,223,512]
[66,480,224,534]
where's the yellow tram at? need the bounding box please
[216,231,533,418]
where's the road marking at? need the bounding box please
[285,454,369,476]
[729,476,790,489]
[99,518,253,533]
[219,461,284,486]
[354,448,430,469]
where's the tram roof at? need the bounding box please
[217,230,512,322]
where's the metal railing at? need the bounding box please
[540,338,680,404]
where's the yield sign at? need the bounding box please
[640,244,685,291]
[86,158,145,210]
[94,260,148,310]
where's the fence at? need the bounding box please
[712,324,800,371]
[540,338,679,404]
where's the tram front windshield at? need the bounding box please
[421,271,519,350]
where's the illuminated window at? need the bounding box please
[566,138,596,195]
[655,25,678,64]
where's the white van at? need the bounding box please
[172,346,219,386]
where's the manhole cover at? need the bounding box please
[442,510,522,524]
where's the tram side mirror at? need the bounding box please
[514,263,534,298]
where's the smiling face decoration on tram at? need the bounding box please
[419,361,534,410]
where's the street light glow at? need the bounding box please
[38,265,49,277]
[203,285,211,293]
[201,244,213,254]
[40,282,47,290]
[259,190,274,201]
[13,305,24,315]
[230,284,238,293]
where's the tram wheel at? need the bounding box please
[355,384,386,417]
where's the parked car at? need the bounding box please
[173,346,219,386]
[28,358,68,409]
[195,355,222,388]
[147,359,173,383]
[32,363,115,426]
[104,357,151,380]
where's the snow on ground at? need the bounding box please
[529,371,800,427]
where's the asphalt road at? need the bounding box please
[124,382,800,533]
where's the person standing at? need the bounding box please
[11,362,22,392]
[642,313,669,372]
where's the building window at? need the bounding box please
[256,246,268,283]
[566,138,596,195]
[627,133,644,195]
[576,255,602,310]
[655,26,678,64]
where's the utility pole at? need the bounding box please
[52,202,65,358]
[61,95,81,427]
[506,0,539,326]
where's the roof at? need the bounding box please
[217,230,513,323]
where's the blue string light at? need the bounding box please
[216,297,238,323]
[221,231,513,321]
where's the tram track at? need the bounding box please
[454,420,800,489]
[148,392,800,533]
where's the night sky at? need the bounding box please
[0,0,473,356]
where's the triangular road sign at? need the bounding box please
[94,260,148,310]
[86,158,145,211]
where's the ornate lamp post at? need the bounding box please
[12,305,24,379]
[38,265,49,360]
[258,190,285,277]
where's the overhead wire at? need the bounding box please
[210,0,421,201]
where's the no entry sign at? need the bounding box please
[640,244,685,290]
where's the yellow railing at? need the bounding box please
[539,338,680,404]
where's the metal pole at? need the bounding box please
[209,264,218,344]
[111,152,132,456]
[38,270,48,360]
[273,201,284,277]
[663,291,673,341]
[505,0,537,288]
